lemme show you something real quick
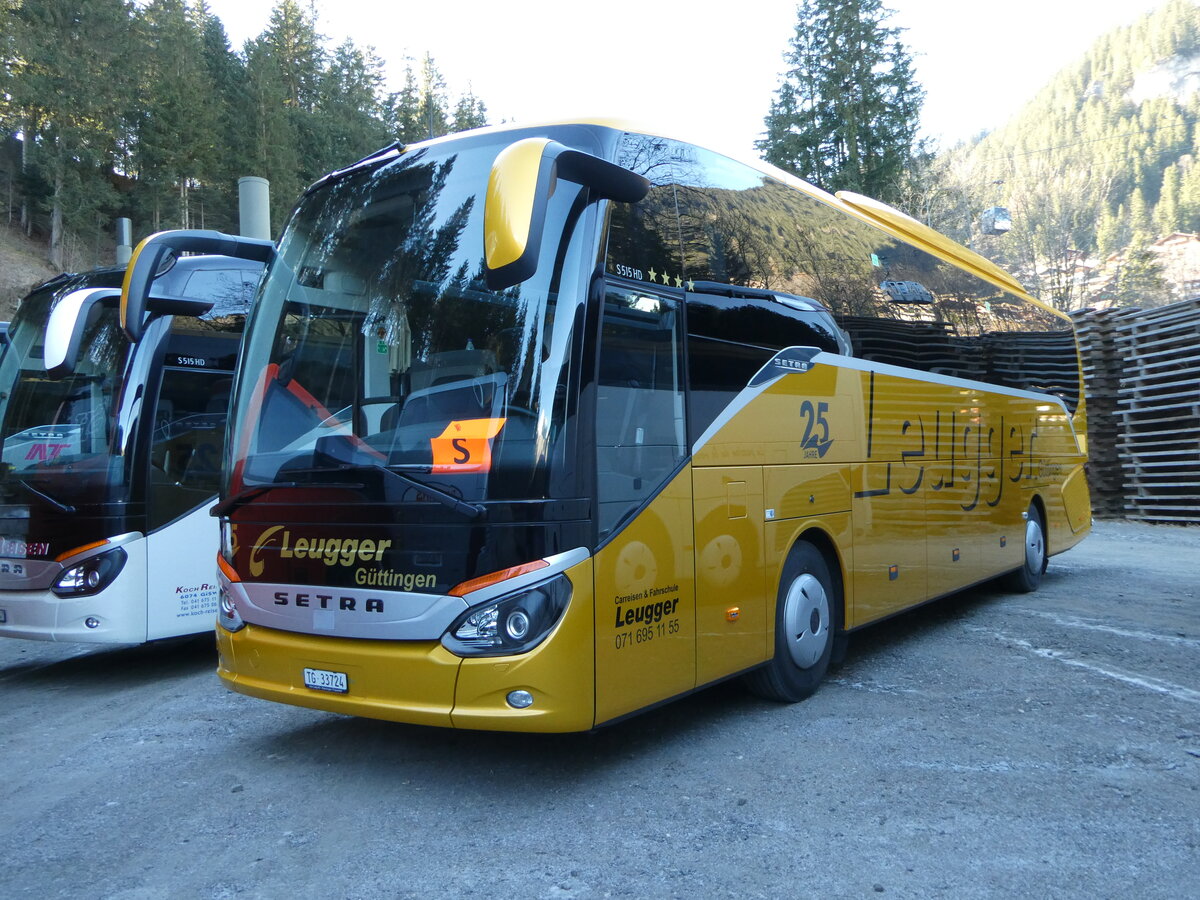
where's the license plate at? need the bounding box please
[303,667,348,693]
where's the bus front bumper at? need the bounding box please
[216,617,596,733]
[0,588,146,643]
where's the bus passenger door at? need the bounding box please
[144,362,233,639]
[592,286,695,724]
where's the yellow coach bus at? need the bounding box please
[126,121,1090,731]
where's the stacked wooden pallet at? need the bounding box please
[1112,297,1200,524]
[1070,307,1129,517]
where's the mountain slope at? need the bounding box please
[929,0,1200,308]
[0,224,60,320]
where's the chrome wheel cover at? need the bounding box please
[1024,515,1045,573]
[783,573,830,669]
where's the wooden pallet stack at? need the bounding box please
[1070,307,1129,517]
[1112,297,1200,524]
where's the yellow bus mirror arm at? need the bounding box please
[120,230,276,341]
[484,139,649,291]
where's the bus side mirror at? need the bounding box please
[484,138,649,291]
[44,288,122,379]
[121,230,275,341]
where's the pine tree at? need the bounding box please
[313,39,391,172]
[1154,163,1181,236]
[388,61,423,144]
[262,0,323,113]
[134,0,221,231]
[260,0,327,198]
[1095,203,1126,257]
[0,2,19,124]
[388,53,461,143]
[417,52,449,141]
[5,0,136,267]
[1110,244,1169,307]
[195,1,252,233]
[1129,188,1153,239]
[1178,154,1200,232]
[452,88,488,134]
[0,0,495,259]
[243,34,303,229]
[759,0,924,204]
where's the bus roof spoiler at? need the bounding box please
[484,138,649,291]
[121,230,275,341]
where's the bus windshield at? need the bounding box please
[226,138,592,507]
[0,279,133,508]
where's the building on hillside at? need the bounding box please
[1147,232,1200,299]
[1077,235,1200,311]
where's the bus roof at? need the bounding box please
[364,117,1066,322]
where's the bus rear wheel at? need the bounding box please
[1004,503,1046,593]
[745,541,841,703]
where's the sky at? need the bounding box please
[202,0,1182,159]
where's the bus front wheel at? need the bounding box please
[745,541,841,703]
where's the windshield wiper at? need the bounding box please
[377,464,486,520]
[14,479,75,514]
[212,466,485,521]
[210,479,366,517]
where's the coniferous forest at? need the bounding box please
[906,0,1200,310]
[758,0,1200,311]
[4,0,1200,314]
[0,0,488,274]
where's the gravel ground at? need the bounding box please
[0,518,1197,899]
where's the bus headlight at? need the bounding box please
[441,574,570,657]
[217,585,246,633]
[51,548,127,598]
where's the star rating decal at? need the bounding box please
[639,268,690,289]
[616,264,696,291]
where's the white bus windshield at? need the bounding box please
[0,279,133,507]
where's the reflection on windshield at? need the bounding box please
[0,282,132,505]
[228,138,592,506]
[611,133,1082,412]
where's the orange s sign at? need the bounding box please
[430,418,507,473]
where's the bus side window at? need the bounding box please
[596,289,686,538]
[684,286,846,444]
[686,334,771,445]
[180,268,260,309]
